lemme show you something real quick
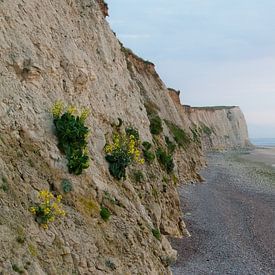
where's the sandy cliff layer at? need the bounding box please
[0,0,250,274]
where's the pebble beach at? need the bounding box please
[171,148,275,274]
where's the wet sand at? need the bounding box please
[171,150,275,274]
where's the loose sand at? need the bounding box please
[171,150,275,274]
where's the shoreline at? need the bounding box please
[171,150,275,274]
[240,146,275,168]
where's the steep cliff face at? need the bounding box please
[0,1,250,274]
[168,89,251,150]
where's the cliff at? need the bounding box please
[168,89,251,150]
[0,1,250,274]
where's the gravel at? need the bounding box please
[171,152,275,275]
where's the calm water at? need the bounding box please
[250,138,275,147]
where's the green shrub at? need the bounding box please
[165,136,176,154]
[165,120,191,148]
[105,131,144,180]
[156,148,174,174]
[132,170,144,183]
[100,206,111,221]
[144,102,163,135]
[142,149,155,163]
[52,102,90,175]
[142,141,155,163]
[125,127,139,140]
[152,228,161,241]
[142,141,152,150]
[61,179,73,193]
[149,115,163,135]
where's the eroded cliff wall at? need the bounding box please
[168,89,251,150]
[0,1,250,274]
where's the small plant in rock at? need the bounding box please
[142,141,155,163]
[132,170,145,183]
[156,148,174,174]
[105,130,144,180]
[152,228,161,241]
[100,206,111,221]
[30,190,65,229]
[61,179,73,193]
[52,101,90,175]
[105,259,116,271]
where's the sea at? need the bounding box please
[250,138,275,147]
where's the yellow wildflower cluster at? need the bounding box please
[105,133,144,164]
[30,190,65,229]
[52,100,64,118]
[51,101,90,121]
[80,108,90,122]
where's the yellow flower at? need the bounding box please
[80,108,90,121]
[51,101,64,118]
[67,105,77,115]
[30,207,36,214]
[56,195,62,203]
[42,224,48,229]
[44,207,51,215]
[139,158,145,165]
[105,144,113,154]
[48,216,55,222]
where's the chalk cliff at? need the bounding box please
[0,1,250,274]
[168,89,251,151]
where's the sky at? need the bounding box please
[106,0,275,138]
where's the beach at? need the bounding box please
[171,148,275,274]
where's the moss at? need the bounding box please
[28,243,38,257]
[78,197,100,217]
[16,226,26,244]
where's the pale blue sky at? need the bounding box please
[106,0,275,138]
